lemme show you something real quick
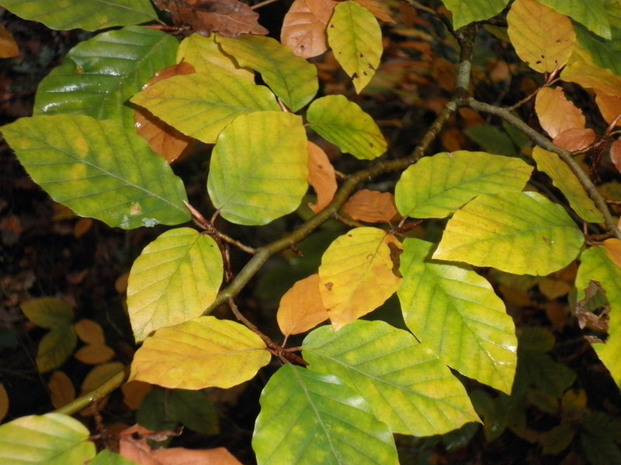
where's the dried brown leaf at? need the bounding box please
[0,24,19,58]
[307,141,337,213]
[281,0,336,58]
[0,384,9,422]
[341,189,399,224]
[552,128,595,152]
[535,87,585,138]
[610,139,621,173]
[48,371,76,410]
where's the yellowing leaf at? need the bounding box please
[176,33,253,79]
[74,344,115,365]
[603,239,621,269]
[281,0,337,58]
[531,146,604,223]
[327,1,382,93]
[130,316,271,390]
[207,112,309,226]
[21,297,74,329]
[127,228,223,342]
[507,0,576,73]
[535,87,585,138]
[341,189,398,223]
[318,228,402,330]
[562,45,621,97]
[537,0,611,39]
[433,192,585,275]
[398,239,517,393]
[37,326,78,373]
[277,274,329,336]
[74,319,105,345]
[552,128,596,152]
[307,95,387,160]
[307,141,337,213]
[81,362,125,395]
[595,90,621,124]
[48,371,76,410]
[0,24,19,58]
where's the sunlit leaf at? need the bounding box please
[507,0,576,73]
[576,246,621,385]
[327,1,382,92]
[562,45,621,96]
[0,0,156,31]
[307,141,337,213]
[537,0,610,39]
[395,151,532,219]
[433,192,584,275]
[281,0,337,58]
[603,239,621,269]
[21,297,74,329]
[253,364,399,465]
[130,316,271,390]
[532,147,604,223]
[34,27,178,127]
[1,115,190,229]
[341,189,398,223]
[217,35,318,111]
[441,0,509,30]
[535,87,585,138]
[127,228,223,342]
[398,238,517,393]
[307,95,387,160]
[0,413,95,465]
[277,274,329,336]
[304,320,480,435]
[176,33,253,79]
[318,228,402,330]
[131,71,280,144]
[207,112,308,226]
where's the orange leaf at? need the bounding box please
[277,274,329,336]
[353,0,395,23]
[135,62,196,163]
[74,343,115,365]
[307,141,337,213]
[595,91,621,126]
[282,0,337,58]
[341,189,399,223]
[122,380,153,410]
[603,239,621,269]
[610,139,621,173]
[0,384,8,423]
[75,319,105,345]
[552,128,595,152]
[48,371,76,409]
[535,87,585,138]
[0,24,19,58]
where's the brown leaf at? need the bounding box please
[353,0,395,23]
[0,24,19,58]
[48,371,76,409]
[122,380,153,410]
[0,383,8,423]
[341,189,399,224]
[535,87,585,138]
[135,62,196,163]
[277,274,329,336]
[307,141,337,213]
[610,139,621,173]
[552,128,595,152]
[575,280,610,343]
[153,0,268,38]
[595,90,621,125]
[281,0,336,58]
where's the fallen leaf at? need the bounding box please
[341,189,399,223]
[0,24,19,58]
[281,0,336,58]
[307,141,337,213]
[153,0,268,38]
[277,274,329,336]
[552,128,595,152]
[535,87,585,138]
[610,139,621,173]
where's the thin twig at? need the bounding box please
[55,368,127,416]
[251,0,282,9]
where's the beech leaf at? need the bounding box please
[562,46,621,97]
[307,141,337,213]
[281,0,337,58]
[611,140,621,173]
[152,0,268,38]
[21,297,74,329]
[353,0,395,23]
[552,128,596,152]
[130,316,271,390]
[318,228,402,330]
[433,192,585,275]
[595,91,621,125]
[341,189,399,223]
[537,0,610,40]
[176,33,253,79]
[48,372,76,410]
[535,87,585,138]
[0,24,18,58]
[277,274,329,336]
[441,0,508,30]
[603,239,621,269]
[303,320,480,435]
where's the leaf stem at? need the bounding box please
[54,368,127,416]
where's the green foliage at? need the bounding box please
[2,0,621,463]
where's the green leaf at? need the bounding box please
[216,35,318,111]
[0,413,95,465]
[207,111,308,225]
[576,246,621,385]
[433,192,584,275]
[398,238,517,393]
[130,316,271,390]
[440,0,509,30]
[394,151,532,219]
[1,115,190,229]
[127,228,223,342]
[20,297,74,329]
[532,147,604,223]
[581,412,621,465]
[131,71,280,144]
[327,1,383,92]
[90,449,139,465]
[253,364,399,465]
[464,125,519,157]
[537,0,611,39]
[303,320,480,436]
[574,22,621,76]
[307,95,386,160]
[37,325,77,373]
[34,27,178,127]
[177,33,254,79]
[0,0,156,31]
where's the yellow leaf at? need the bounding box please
[130,317,271,390]
[277,274,329,336]
[507,0,575,73]
[0,384,8,422]
[603,239,621,269]
[74,344,115,365]
[341,189,399,224]
[307,141,337,213]
[535,87,585,138]
[318,228,403,330]
[177,33,254,79]
[562,46,621,97]
[48,371,76,409]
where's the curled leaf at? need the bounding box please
[307,141,337,213]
